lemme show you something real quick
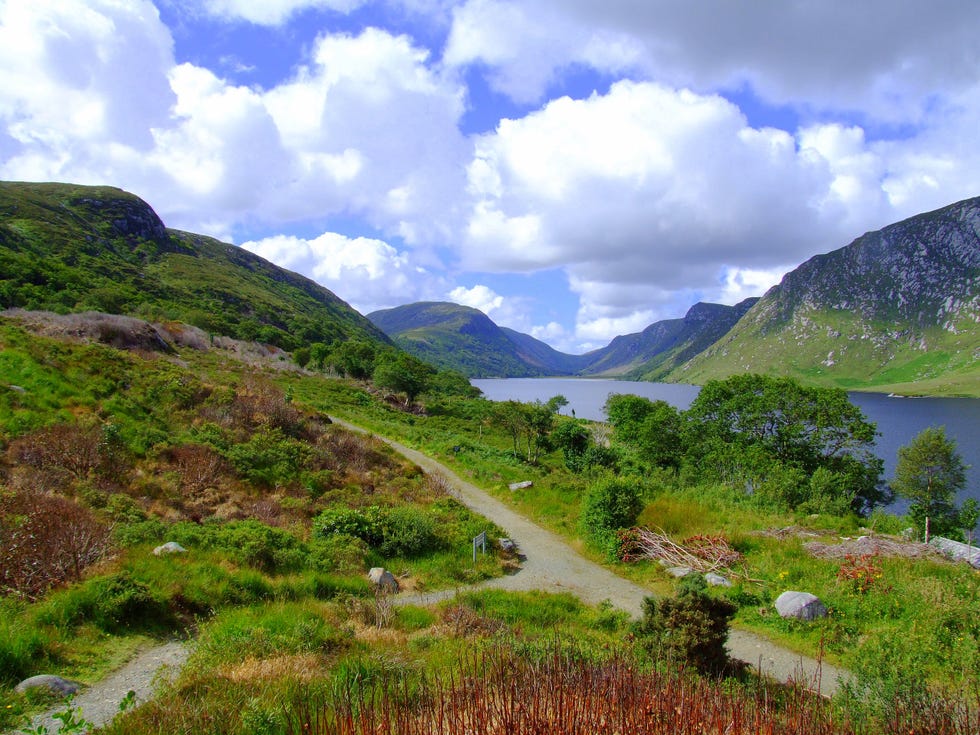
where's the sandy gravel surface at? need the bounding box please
[333,417,850,697]
[13,640,190,734]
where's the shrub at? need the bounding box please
[579,477,643,546]
[634,574,737,676]
[0,489,113,599]
[226,426,311,487]
[314,506,386,547]
[308,534,371,575]
[379,506,441,558]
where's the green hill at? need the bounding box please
[0,181,391,350]
[368,301,591,377]
[671,196,980,396]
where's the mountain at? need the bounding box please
[672,196,980,395]
[367,301,586,377]
[581,299,759,379]
[368,299,759,379]
[0,181,390,349]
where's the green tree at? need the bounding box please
[494,397,563,464]
[605,394,683,470]
[892,426,967,541]
[372,352,435,405]
[330,339,378,379]
[684,374,885,514]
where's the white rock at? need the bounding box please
[774,591,828,621]
[705,573,732,587]
[153,541,187,555]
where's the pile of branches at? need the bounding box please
[617,527,742,572]
[804,535,940,561]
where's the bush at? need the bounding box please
[225,426,311,487]
[314,506,386,547]
[579,477,644,546]
[307,533,371,575]
[379,506,441,558]
[0,489,113,599]
[634,575,737,676]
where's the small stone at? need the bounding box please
[15,675,79,697]
[153,542,187,556]
[774,591,828,621]
[508,481,533,491]
[705,573,732,587]
[666,566,694,578]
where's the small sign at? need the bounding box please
[473,531,487,563]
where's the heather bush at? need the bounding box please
[634,574,737,676]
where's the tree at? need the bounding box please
[892,426,967,541]
[683,374,885,514]
[605,394,683,470]
[372,352,435,406]
[331,339,378,379]
[494,397,565,464]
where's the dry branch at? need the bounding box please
[618,527,742,572]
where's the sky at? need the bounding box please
[2,1,979,353]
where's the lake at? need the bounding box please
[472,378,980,511]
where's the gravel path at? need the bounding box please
[14,640,190,734]
[333,417,850,697]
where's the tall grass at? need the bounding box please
[287,644,856,735]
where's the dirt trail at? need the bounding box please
[334,417,849,697]
[13,640,190,734]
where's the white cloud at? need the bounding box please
[445,0,980,122]
[241,232,444,314]
[458,76,980,348]
[444,0,644,103]
[201,0,366,26]
[448,284,503,314]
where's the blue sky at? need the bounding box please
[2,1,979,353]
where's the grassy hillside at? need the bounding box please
[0,181,391,351]
[672,197,980,397]
[369,301,565,377]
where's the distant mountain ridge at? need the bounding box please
[672,196,980,395]
[369,197,979,395]
[368,299,757,379]
[0,181,390,350]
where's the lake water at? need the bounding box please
[473,378,980,511]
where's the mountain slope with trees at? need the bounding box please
[672,196,980,395]
[0,181,391,351]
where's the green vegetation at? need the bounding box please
[892,426,971,541]
[1,181,977,732]
[0,182,390,351]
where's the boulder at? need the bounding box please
[665,566,694,578]
[774,591,828,621]
[153,542,187,556]
[498,538,517,553]
[508,481,533,491]
[15,675,80,697]
[705,573,732,587]
[368,567,400,592]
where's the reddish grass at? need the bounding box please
[287,647,857,735]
